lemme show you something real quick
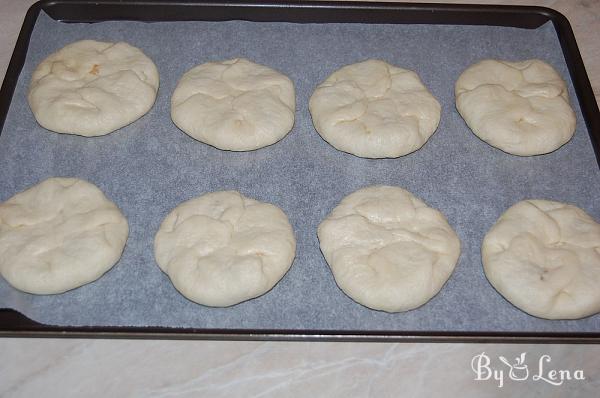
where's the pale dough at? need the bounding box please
[455,59,576,156]
[154,191,296,307]
[482,200,600,319]
[28,40,159,137]
[309,59,441,158]
[0,178,129,294]
[171,58,295,151]
[317,185,460,312]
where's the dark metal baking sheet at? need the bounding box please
[0,0,599,342]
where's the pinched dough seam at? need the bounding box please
[456,82,566,101]
[174,61,293,112]
[461,59,563,86]
[325,96,424,137]
[1,198,123,235]
[322,72,428,100]
[339,74,391,99]
[34,57,157,108]
[457,86,571,130]
[519,260,576,301]
[325,213,453,256]
[492,234,581,299]
[173,88,292,125]
[317,68,433,134]
[495,60,567,84]
[330,234,445,296]
[507,201,599,250]
[59,94,100,111]
[32,41,115,82]
[34,76,156,113]
[193,249,267,276]
[2,216,123,256]
[1,200,119,227]
[331,105,423,132]
[497,60,534,70]
[169,198,247,232]
[164,238,275,283]
[168,204,285,261]
[35,42,153,86]
[173,83,293,115]
[493,223,598,253]
[38,65,150,87]
[361,239,439,275]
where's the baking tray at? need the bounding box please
[0,0,599,343]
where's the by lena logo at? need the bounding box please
[471,352,585,388]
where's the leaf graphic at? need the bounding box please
[499,356,512,368]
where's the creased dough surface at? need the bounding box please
[0,178,129,294]
[309,59,441,158]
[483,200,600,319]
[455,59,576,156]
[318,186,460,312]
[154,191,296,307]
[28,40,159,136]
[171,58,295,151]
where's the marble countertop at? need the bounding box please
[1,1,599,396]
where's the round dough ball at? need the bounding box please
[482,200,600,319]
[317,185,460,312]
[0,177,129,294]
[455,59,576,156]
[154,191,296,307]
[28,40,159,137]
[309,59,441,158]
[171,58,295,151]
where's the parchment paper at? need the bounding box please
[1,12,599,332]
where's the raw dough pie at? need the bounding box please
[482,200,600,319]
[455,59,576,156]
[28,40,159,136]
[154,191,296,307]
[171,58,296,151]
[0,177,129,294]
[309,59,441,158]
[317,185,460,312]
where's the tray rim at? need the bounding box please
[2,308,600,343]
[1,0,599,343]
